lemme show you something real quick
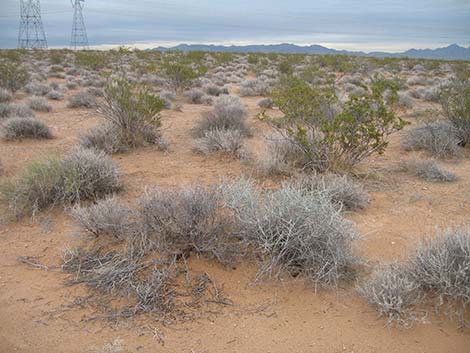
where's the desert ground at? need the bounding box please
[0,50,469,353]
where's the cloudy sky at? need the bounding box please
[1,0,469,51]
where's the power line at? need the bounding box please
[70,0,89,50]
[17,0,48,49]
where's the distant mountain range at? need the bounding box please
[153,43,470,61]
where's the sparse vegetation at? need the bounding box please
[401,159,457,182]
[1,117,53,140]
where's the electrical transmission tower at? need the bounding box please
[17,0,48,49]
[70,0,89,50]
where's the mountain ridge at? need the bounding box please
[152,43,470,61]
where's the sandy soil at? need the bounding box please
[0,83,469,353]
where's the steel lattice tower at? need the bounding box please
[70,0,89,50]
[17,0,48,49]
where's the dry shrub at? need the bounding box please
[402,121,461,158]
[71,197,140,240]
[193,128,245,157]
[222,178,359,287]
[67,92,97,108]
[401,159,457,182]
[0,103,35,119]
[1,117,53,140]
[0,88,13,103]
[0,147,121,217]
[27,96,52,112]
[357,263,423,327]
[139,184,241,265]
[192,95,249,138]
[291,174,370,210]
[410,228,470,319]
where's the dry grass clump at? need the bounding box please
[46,89,64,100]
[0,147,121,217]
[1,117,53,140]
[410,228,470,319]
[192,95,249,138]
[71,197,139,240]
[193,128,246,157]
[291,174,370,210]
[27,96,52,112]
[357,263,423,327]
[183,89,213,105]
[223,179,359,287]
[0,88,13,103]
[402,121,461,158]
[401,159,457,182]
[0,103,35,119]
[67,92,97,108]
[139,184,240,265]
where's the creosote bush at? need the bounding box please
[81,78,168,153]
[440,78,470,146]
[264,75,406,172]
[357,263,423,327]
[0,147,121,217]
[0,62,29,92]
[1,117,53,140]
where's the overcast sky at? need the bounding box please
[1,0,469,51]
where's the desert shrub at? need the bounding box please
[184,88,212,104]
[264,75,406,172]
[291,174,370,210]
[27,96,52,112]
[0,62,29,92]
[398,91,414,109]
[158,90,176,109]
[163,62,206,90]
[402,121,461,158]
[139,184,240,265]
[24,82,51,96]
[203,84,228,96]
[66,80,78,90]
[83,78,167,153]
[257,98,274,109]
[0,147,121,217]
[410,228,470,318]
[357,263,423,327]
[0,103,34,119]
[1,117,53,140]
[192,95,249,138]
[240,79,271,97]
[46,89,64,100]
[74,51,108,70]
[440,79,470,146]
[67,92,97,108]
[0,88,13,103]
[401,159,457,182]
[223,179,359,286]
[71,197,139,240]
[193,128,245,157]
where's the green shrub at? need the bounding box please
[264,75,406,172]
[163,62,206,90]
[75,51,108,70]
[0,62,29,92]
[440,78,470,146]
[83,78,167,153]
